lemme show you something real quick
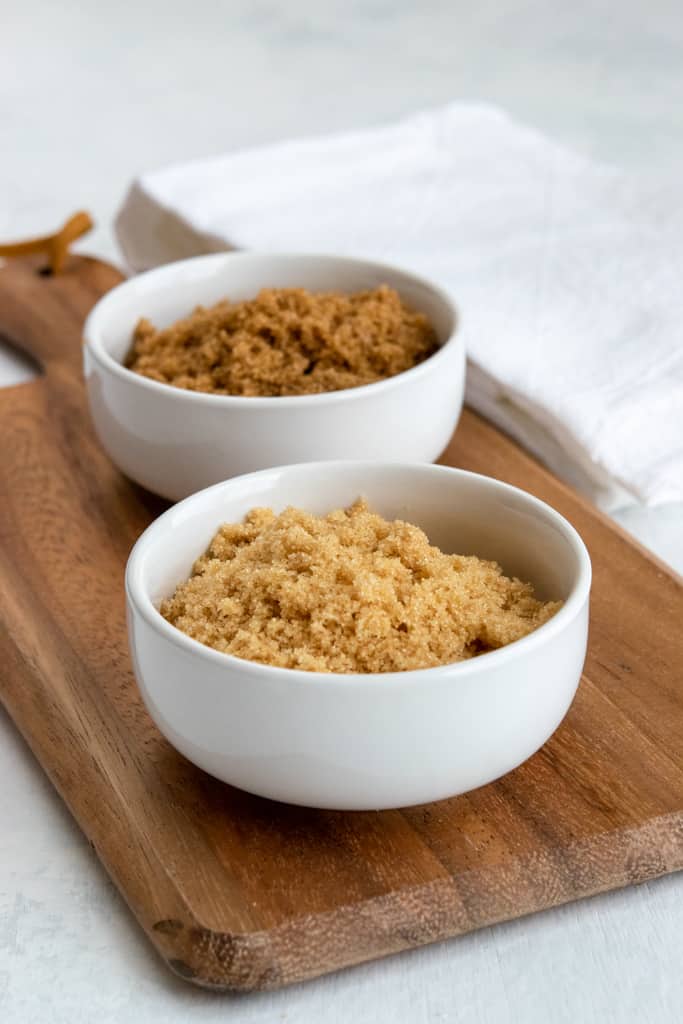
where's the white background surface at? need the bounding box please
[1,1,682,1021]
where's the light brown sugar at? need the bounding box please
[161,501,561,674]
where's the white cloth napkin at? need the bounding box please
[115,103,683,509]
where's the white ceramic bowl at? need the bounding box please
[83,252,462,501]
[125,461,591,811]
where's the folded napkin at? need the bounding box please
[116,103,683,509]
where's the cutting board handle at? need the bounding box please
[0,211,93,275]
[0,220,115,374]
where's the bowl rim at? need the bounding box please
[125,461,592,688]
[83,250,460,409]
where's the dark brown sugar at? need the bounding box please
[126,285,438,397]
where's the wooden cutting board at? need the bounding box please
[1,254,682,992]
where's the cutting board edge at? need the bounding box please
[141,808,683,991]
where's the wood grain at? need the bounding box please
[0,254,681,992]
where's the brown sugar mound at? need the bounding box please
[160,500,562,674]
[125,285,438,397]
